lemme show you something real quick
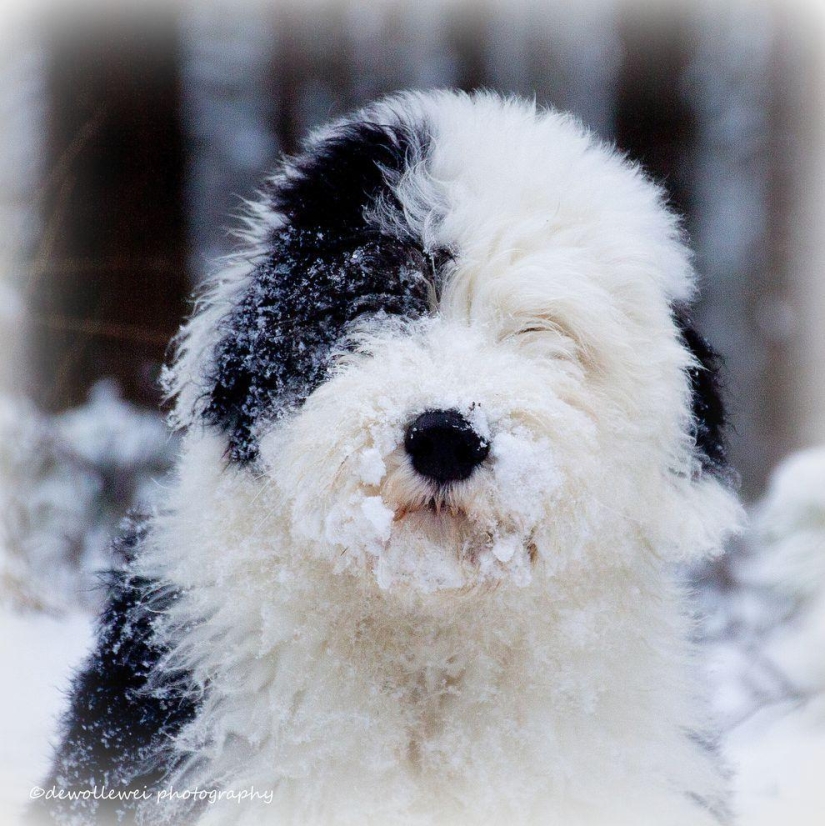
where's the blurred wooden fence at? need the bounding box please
[18,1,805,498]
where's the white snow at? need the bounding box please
[726,696,825,826]
[491,533,518,563]
[355,446,387,487]
[0,382,176,613]
[699,446,825,826]
[359,495,394,545]
[0,607,94,825]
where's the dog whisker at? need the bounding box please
[247,476,273,506]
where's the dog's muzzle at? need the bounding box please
[404,409,490,485]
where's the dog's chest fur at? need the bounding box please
[142,438,726,826]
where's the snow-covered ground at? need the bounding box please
[1,382,176,614]
[704,447,825,824]
[728,695,825,825]
[0,607,93,824]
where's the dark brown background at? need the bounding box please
[4,0,822,501]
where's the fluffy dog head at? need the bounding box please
[166,90,740,600]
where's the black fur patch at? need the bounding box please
[204,121,438,464]
[31,516,196,825]
[674,307,729,476]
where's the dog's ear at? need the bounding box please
[673,306,730,477]
[193,119,435,466]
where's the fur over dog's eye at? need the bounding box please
[504,320,576,349]
[504,323,588,370]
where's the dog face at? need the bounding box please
[168,91,738,597]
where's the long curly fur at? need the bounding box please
[35,90,743,826]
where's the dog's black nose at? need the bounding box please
[404,410,490,484]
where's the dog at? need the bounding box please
[35,90,743,825]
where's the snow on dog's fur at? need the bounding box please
[36,91,743,826]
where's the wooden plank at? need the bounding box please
[33,10,187,411]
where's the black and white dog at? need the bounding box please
[36,91,743,825]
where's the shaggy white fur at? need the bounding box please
[145,91,743,825]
